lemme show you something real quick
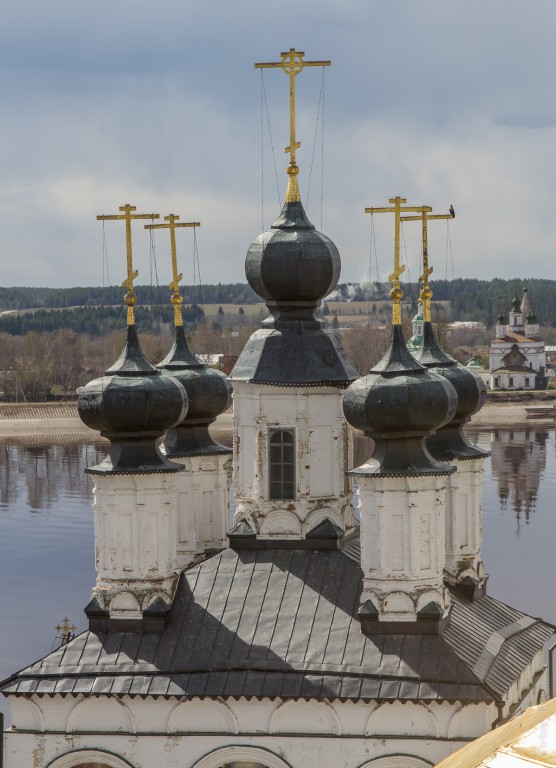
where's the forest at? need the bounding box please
[0,278,554,334]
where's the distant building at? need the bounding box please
[406,303,424,353]
[465,355,490,387]
[489,288,547,390]
[218,354,238,375]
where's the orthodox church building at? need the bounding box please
[1,51,553,768]
[489,289,547,390]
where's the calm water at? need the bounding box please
[0,427,555,722]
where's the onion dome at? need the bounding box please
[413,322,487,461]
[466,355,483,370]
[232,199,358,386]
[343,325,458,475]
[511,294,521,311]
[526,312,538,324]
[497,312,506,325]
[157,325,232,457]
[78,325,187,473]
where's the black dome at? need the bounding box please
[414,322,487,460]
[245,200,340,317]
[78,325,187,473]
[157,325,232,457]
[234,199,357,387]
[343,325,457,475]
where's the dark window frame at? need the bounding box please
[268,428,295,500]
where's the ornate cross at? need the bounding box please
[144,214,200,327]
[255,48,331,203]
[55,617,77,646]
[97,204,159,325]
[400,207,455,321]
[365,197,432,325]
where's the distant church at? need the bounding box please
[1,51,552,768]
[490,288,547,390]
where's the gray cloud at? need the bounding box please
[1,0,556,288]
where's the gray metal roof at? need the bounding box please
[1,546,552,704]
[230,326,358,387]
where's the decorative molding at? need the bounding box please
[191,744,294,768]
[12,696,45,732]
[269,699,341,735]
[46,748,136,768]
[167,698,239,734]
[66,697,136,734]
[366,702,438,738]
[355,756,433,768]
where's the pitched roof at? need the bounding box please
[492,333,543,344]
[2,545,552,705]
[491,365,538,374]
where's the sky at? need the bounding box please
[1,0,556,290]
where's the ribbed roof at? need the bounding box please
[2,544,551,704]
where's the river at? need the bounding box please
[0,426,555,721]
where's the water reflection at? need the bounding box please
[0,439,106,723]
[490,428,548,526]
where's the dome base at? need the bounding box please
[86,438,185,474]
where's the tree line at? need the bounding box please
[331,278,556,326]
[0,304,204,336]
[0,283,259,311]
[1,278,555,328]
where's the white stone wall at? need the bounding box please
[172,453,232,569]
[490,371,536,390]
[92,472,181,616]
[444,458,485,590]
[356,474,449,620]
[233,382,356,536]
[4,695,496,768]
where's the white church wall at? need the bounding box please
[3,731,481,768]
[233,382,355,535]
[4,694,495,768]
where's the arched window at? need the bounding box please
[46,750,135,768]
[269,429,295,500]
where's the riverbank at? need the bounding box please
[0,395,554,440]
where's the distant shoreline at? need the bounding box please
[0,396,554,440]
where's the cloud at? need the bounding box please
[1,0,556,287]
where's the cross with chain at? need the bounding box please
[365,197,432,325]
[255,49,330,203]
[144,214,200,327]
[400,207,455,321]
[97,204,159,325]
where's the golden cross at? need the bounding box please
[144,214,200,327]
[255,48,331,203]
[55,617,77,646]
[365,197,432,325]
[400,207,455,321]
[97,204,159,325]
